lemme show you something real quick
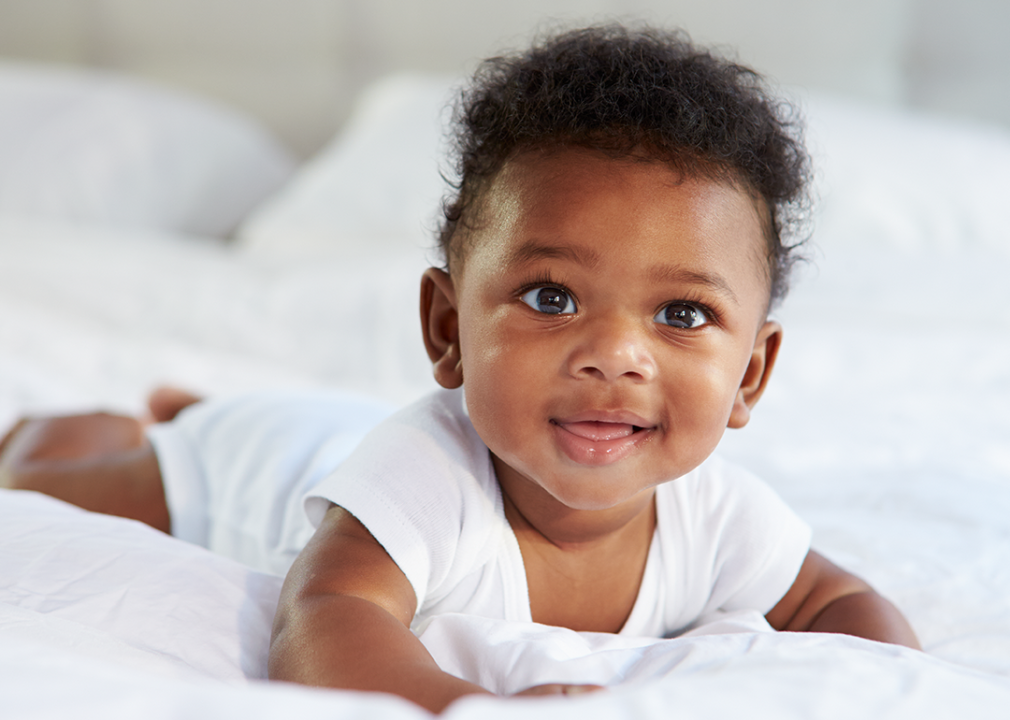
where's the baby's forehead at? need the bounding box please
[458,148,774,309]
[477,149,769,255]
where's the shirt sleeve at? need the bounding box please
[304,389,500,617]
[655,454,812,633]
[699,455,812,615]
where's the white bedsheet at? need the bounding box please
[4,491,1009,720]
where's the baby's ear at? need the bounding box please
[727,321,783,429]
[420,268,464,389]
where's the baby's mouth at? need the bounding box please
[550,418,653,466]
[552,421,645,441]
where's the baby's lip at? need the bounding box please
[555,421,638,441]
[551,412,655,440]
[550,411,657,466]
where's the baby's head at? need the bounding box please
[421,25,811,513]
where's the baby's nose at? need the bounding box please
[566,315,657,382]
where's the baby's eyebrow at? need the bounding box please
[504,240,601,268]
[649,266,739,305]
[504,241,738,304]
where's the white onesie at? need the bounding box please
[306,388,811,637]
[148,389,394,576]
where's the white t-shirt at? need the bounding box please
[307,388,811,637]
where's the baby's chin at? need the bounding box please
[554,485,657,514]
[526,467,663,514]
[491,448,671,516]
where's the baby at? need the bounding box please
[1,24,919,714]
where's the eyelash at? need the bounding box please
[659,295,722,328]
[515,272,574,301]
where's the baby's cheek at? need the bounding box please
[459,352,519,439]
[458,307,519,376]
[670,364,740,431]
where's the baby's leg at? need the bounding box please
[0,388,201,533]
[0,412,169,532]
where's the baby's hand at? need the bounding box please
[512,683,603,698]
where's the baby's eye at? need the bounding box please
[521,286,576,315]
[655,303,708,329]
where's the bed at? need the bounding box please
[2,63,1009,718]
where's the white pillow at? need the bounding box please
[236,73,459,262]
[238,72,1010,262]
[0,62,296,238]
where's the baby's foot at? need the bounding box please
[0,418,28,455]
[147,386,203,423]
[513,683,604,697]
[0,419,30,488]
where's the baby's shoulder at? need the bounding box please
[371,388,493,487]
[654,454,797,539]
[308,388,501,533]
[660,454,770,500]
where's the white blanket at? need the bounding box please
[4,491,1009,720]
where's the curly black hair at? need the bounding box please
[438,24,811,308]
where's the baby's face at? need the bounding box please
[443,148,777,514]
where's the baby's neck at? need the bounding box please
[495,458,658,633]
[504,487,656,549]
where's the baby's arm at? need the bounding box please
[765,550,921,649]
[269,505,489,712]
[271,505,596,711]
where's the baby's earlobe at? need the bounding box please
[727,391,752,429]
[727,321,782,429]
[420,268,459,346]
[432,342,464,389]
[420,267,463,388]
